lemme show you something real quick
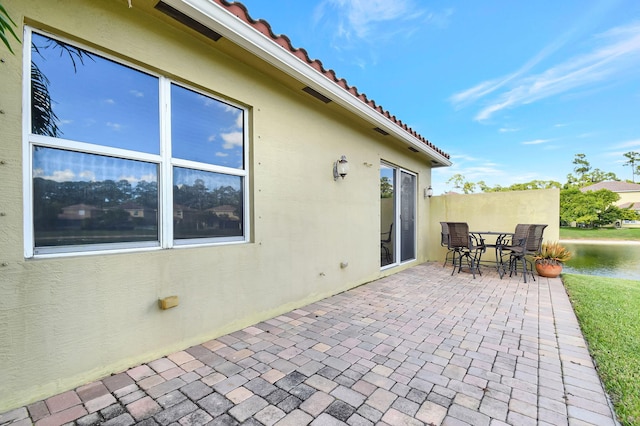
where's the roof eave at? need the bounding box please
[162,0,452,168]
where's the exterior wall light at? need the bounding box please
[425,185,433,198]
[334,155,349,180]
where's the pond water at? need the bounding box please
[561,241,640,281]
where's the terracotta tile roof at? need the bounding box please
[213,0,449,160]
[580,181,640,192]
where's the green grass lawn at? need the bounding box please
[563,274,640,425]
[560,226,640,240]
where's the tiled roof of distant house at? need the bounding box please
[619,202,640,210]
[212,0,449,161]
[580,181,640,192]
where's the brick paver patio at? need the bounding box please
[0,262,618,425]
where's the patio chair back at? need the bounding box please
[440,222,449,247]
[511,223,532,252]
[446,222,471,249]
[526,224,548,253]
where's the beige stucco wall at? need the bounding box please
[427,189,560,263]
[0,0,437,410]
[616,190,640,206]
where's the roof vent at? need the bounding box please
[373,127,389,135]
[408,147,419,153]
[155,1,222,42]
[302,86,332,104]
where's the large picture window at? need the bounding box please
[25,29,249,256]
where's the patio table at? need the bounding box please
[471,231,513,275]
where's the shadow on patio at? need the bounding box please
[0,263,617,426]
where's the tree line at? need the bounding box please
[446,152,640,227]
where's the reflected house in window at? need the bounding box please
[209,204,241,230]
[173,204,198,224]
[120,201,157,220]
[57,203,101,224]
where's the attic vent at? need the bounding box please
[302,86,332,103]
[408,147,419,153]
[373,127,389,135]
[155,1,222,42]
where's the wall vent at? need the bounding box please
[373,127,389,135]
[408,146,419,153]
[155,1,222,42]
[302,86,332,103]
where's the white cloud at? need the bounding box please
[129,90,144,98]
[79,170,96,181]
[34,168,76,182]
[117,175,139,183]
[313,0,442,49]
[317,0,416,39]
[106,122,122,131]
[221,131,243,149]
[615,139,640,149]
[216,152,229,157]
[522,139,552,145]
[451,21,640,121]
[140,173,157,182]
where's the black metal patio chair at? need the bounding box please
[523,224,548,276]
[440,222,455,267]
[381,223,393,263]
[446,222,485,279]
[498,223,535,282]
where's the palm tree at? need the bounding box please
[623,151,640,183]
[30,35,94,137]
[0,2,19,54]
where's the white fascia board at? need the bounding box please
[163,0,451,167]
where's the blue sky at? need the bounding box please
[238,0,640,193]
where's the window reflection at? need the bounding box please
[31,32,160,154]
[173,167,243,240]
[27,29,248,255]
[33,147,159,248]
[171,84,244,169]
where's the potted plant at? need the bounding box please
[533,241,572,278]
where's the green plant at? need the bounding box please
[0,2,20,54]
[534,241,572,265]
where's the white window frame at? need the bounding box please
[22,27,250,258]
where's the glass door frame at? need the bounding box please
[380,161,417,269]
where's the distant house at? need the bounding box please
[581,181,640,224]
[580,181,640,210]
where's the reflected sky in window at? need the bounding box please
[31,32,160,154]
[174,167,241,192]
[171,84,244,169]
[33,146,158,184]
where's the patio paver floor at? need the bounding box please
[0,262,618,425]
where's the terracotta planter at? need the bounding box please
[535,262,563,278]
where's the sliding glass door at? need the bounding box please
[380,162,416,267]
